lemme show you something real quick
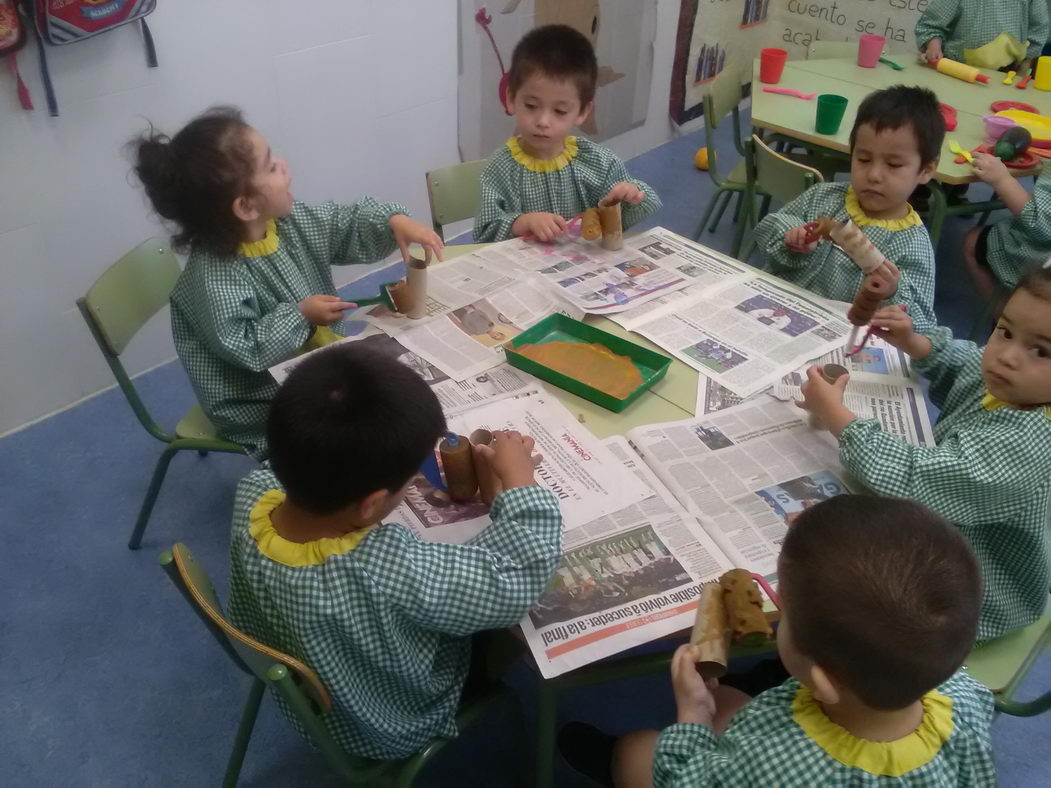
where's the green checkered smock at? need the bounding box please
[473,135,661,242]
[169,199,405,459]
[753,183,937,333]
[227,467,563,760]
[839,328,1051,640]
[916,0,1049,62]
[984,168,1051,289]
[653,673,995,786]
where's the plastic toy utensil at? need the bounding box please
[762,87,816,100]
[948,140,973,163]
[878,57,904,71]
[1003,70,1017,85]
[1017,71,1033,89]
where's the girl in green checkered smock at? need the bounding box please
[132,107,442,458]
[916,0,1049,69]
[799,268,1051,642]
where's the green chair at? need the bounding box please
[160,543,518,786]
[807,41,859,60]
[426,159,488,241]
[77,239,248,550]
[966,604,1051,717]
[694,69,751,257]
[739,134,825,262]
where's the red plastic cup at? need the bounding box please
[759,48,789,84]
[857,34,885,68]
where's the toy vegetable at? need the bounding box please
[995,126,1033,161]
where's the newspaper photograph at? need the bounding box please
[388,392,651,544]
[396,279,583,381]
[696,376,759,416]
[769,335,935,447]
[633,276,853,398]
[363,255,519,334]
[267,329,536,417]
[626,398,855,583]
[519,436,734,678]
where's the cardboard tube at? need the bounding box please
[581,208,602,240]
[720,569,773,646]
[405,257,428,319]
[439,434,477,501]
[387,280,413,314]
[828,221,884,274]
[598,202,623,251]
[690,583,730,678]
[469,429,502,505]
[847,263,900,326]
[821,364,848,384]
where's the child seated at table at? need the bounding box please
[559,495,995,787]
[473,24,661,243]
[227,343,563,759]
[752,85,943,333]
[916,0,1048,72]
[964,151,1051,298]
[800,264,1051,640]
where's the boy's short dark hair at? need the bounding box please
[508,24,598,107]
[849,85,945,166]
[779,495,981,710]
[1017,262,1051,301]
[267,344,446,516]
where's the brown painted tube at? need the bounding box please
[690,583,730,678]
[405,256,428,319]
[581,208,602,240]
[388,280,414,314]
[821,364,849,384]
[720,569,773,646]
[598,202,623,250]
[469,429,502,505]
[847,263,899,326]
[439,434,477,501]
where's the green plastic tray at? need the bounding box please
[504,313,671,412]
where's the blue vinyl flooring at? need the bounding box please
[1,109,1048,786]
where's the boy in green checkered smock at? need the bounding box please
[753,86,944,333]
[132,106,443,459]
[916,0,1049,70]
[559,496,995,786]
[227,344,563,760]
[800,267,1051,641]
[964,151,1051,294]
[473,25,660,244]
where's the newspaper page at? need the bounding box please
[768,335,935,447]
[267,329,536,418]
[386,391,651,544]
[627,398,856,584]
[395,279,583,381]
[362,255,519,334]
[518,436,735,679]
[463,226,751,315]
[696,376,761,416]
[633,275,853,398]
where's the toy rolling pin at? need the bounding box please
[932,57,990,84]
[439,433,478,501]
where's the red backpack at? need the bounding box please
[24,0,158,116]
[0,0,31,109]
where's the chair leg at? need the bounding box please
[758,194,773,221]
[709,190,735,232]
[695,189,728,239]
[223,678,265,788]
[730,192,753,259]
[996,689,1051,718]
[128,444,180,550]
[534,679,558,788]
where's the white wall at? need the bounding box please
[0,0,686,436]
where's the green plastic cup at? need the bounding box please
[815,94,848,135]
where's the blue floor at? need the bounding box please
[2,112,1048,786]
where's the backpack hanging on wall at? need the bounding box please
[0,0,32,109]
[24,0,158,117]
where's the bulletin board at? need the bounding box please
[458,0,657,162]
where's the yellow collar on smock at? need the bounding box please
[982,392,1051,417]
[846,186,923,231]
[791,684,953,777]
[249,489,376,567]
[507,135,579,172]
[239,219,279,257]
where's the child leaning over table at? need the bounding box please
[751,85,943,333]
[964,152,1051,298]
[227,343,563,760]
[799,264,1051,641]
[473,24,661,243]
[916,0,1049,72]
[558,495,996,787]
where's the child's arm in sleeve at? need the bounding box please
[371,486,563,635]
[652,725,734,787]
[1028,0,1049,61]
[910,327,977,407]
[838,417,1051,526]
[914,0,958,55]
[1012,172,1051,244]
[602,156,662,229]
[887,231,937,334]
[752,187,821,272]
[305,199,406,265]
[187,268,312,372]
[474,163,521,242]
